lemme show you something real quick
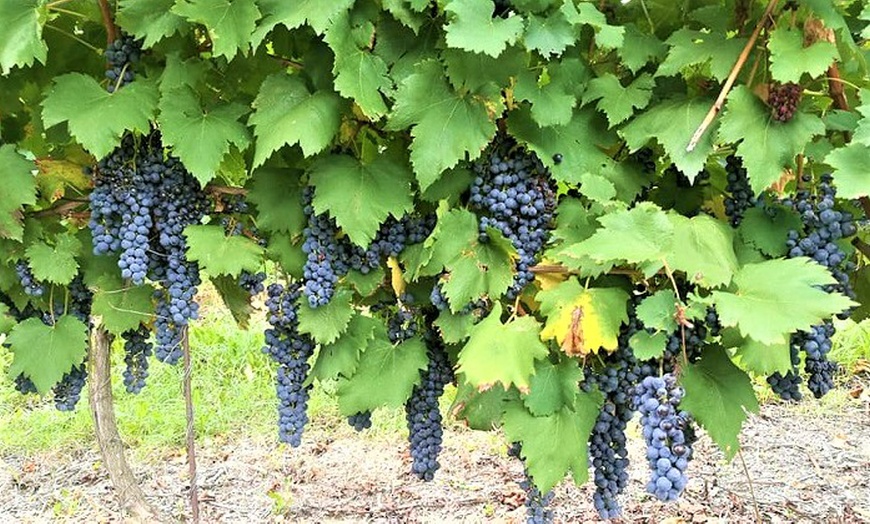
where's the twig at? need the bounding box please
[44,24,102,53]
[737,448,762,524]
[686,0,781,152]
[30,199,87,218]
[183,327,200,524]
[96,0,117,44]
[207,184,248,197]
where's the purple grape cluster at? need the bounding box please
[798,321,838,398]
[768,82,802,122]
[263,282,315,447]
[122,325,153,394]
[723,155,755,227]
[14,261,44,297]
[767,342,803,401]
[508,444,554,523]
[105,34,141,92]
[469,137,555,299]
[633,374,693,502]
[405,328,453,481]
[347,411,372,432]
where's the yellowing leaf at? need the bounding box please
[538,282,628,356]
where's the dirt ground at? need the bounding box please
[1,397,869,523]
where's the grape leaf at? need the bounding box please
[513,61,586,127]
[249,73,342,167]
[336,336,427,415]
[324,12,390,119]
[711,258,856,345]
[522,358,583,416]
[172,0,260,60]
[444,0,524,58]
[25,234,81,285]
[621,97,717,182]
[656,29,746,82]
[309,314,378,382]
[451,381,516,430]
[266,233,305,279]
[503,392,602,493]
[0,0,47,74]
[387,60,497,191]
[582,73,654,127]
[184,225,264,277]
[733,338,792,376]
[42,74,159,159]
[91,276,155,335]
[246,167,305,235]
[524,10,576,57]
[0,145,36,241]
[0,303,14,335]
[636,290,678,333]
[118,0,187,47]
[560,2,623,49]
[824,143,870,199]
[768,27,838,83]
[619,24,666,73]
[718,86,825,194]
[577,173,616,204]
[562,203,673,265]
[157,86,251,185]
[6,316,88,393]
[253,0,355,44]
[666,213,738,288]
[629,331,667,360]
[457,303,549,393]
[680,346,759,459]
[537,280,628,355]
[209,275,253,329]
[297,288,355,345]
[433,309,475,344]
[308,154,414,247]
[737,205,803,258]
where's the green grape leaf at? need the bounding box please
[768,27,838,83]
[209,275,254,330]
[0,303,14,335]
[636,289,678,333]
[247,167,305,236]
[562,203,673,265]
[656,29,746,82]
[457,303,549,393]
[309,314,378,382]
[25,234,81,285]
[91,276,155,335]
[577,173,616,203]
[388,61,497,191]
[325,12,390,119]
[253,0,355,44]
[524,10,576,57]
[619,24,666,73]
[582,73,655,127]
[712,258,856,345]
[42,74,159,159]
[522,358,583,416]
[733,338,792,376]
[503,392,602,493]
[0,145,36,241]
[621,97,717,183]
[266,233,305,279]
[444,0,524,58]
[718,86,825,194]
[443,47,525,92]
[451,382,517,430]
[118,0,187,47]
[184,225,264,277]
[560,2,623,49]
[309,154,414,247]
[629,331,668,360]
[434,309,475,344]
[6,316,88,393]
[158,86,251,185]
[297,288,355,345]
[344,268,384,297]
[172,0,260,60]
[336,336,428,414]
[513,61,585,127]
[0,0,47,74]
[680,346,759,459]
[824,143,870,199]
[249,73,342,166]
[666,213,738,288]
[737,205,803,258]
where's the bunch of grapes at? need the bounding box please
[105,34,141,92]
[122,326,153,394]
[405,327,453,481]
[767,342,803,401]
[15,261,44,297]
[262,282,315,447]
[633,374,694,502]
[723,155,755,227]
[768,82,802,122]
[508,444,554,523]
[797,321,837,398]
[300,187,346,308]
[469,137,555,299]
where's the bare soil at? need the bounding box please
[1,398,868,523]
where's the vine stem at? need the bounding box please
[182,327,201,524]
[660,259,690,366]
[44,24,102,53]
[97,0,117,44]
[737,447,762,524]
[686,0,780,152]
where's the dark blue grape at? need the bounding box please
[239,271,266,296]
[105,34,141,92]
[53,363,87,412]
[122,326,152,394]
[15,261,44,297]
[347,411,372,431]
[723,155,755,227]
